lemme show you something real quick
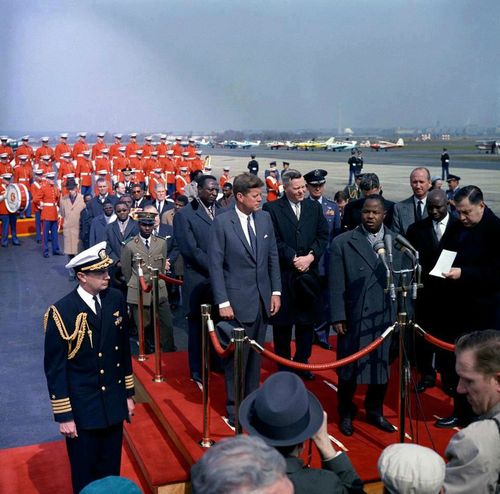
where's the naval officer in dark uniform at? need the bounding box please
[44,241,135,494]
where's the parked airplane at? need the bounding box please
[294,138,331,150]
[222,139,261,149]
[326,138,358,151]
[370,138,405,151]
[475,140,499,154]
[266,141,288,149]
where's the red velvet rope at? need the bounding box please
[158,273,183,286]
[208,329,235,358]
[138,275,152,293]
[415,324,455,352]
[251,330,393,370]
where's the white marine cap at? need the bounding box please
[21,135,29,141]
[135,149,143,154]
[1,172,13,180]
[18,154,28,161]
[65,241,113,272]
[0,152,9,159]
[129,133,138,138]
[66,173,75,178]
[97,170,108,176]
[196,150,202,155]
[145,136,152,141]
[78,132,87,138]
[119,146,126,152]
[223,166,230,171]
[180,166,188,171]
[41,154,51,161]
[60,133,69,139]
[182,151,189,156]
[82,149,91,156]
[97,132,105,138]
[0,136,8,141]
[62,152,72,159]
[378,443,445,494]
[34,169,44,176]
[41,136,50,142]
[167,150,174,155]
[188,138,195,143]
[175,137,181,141]
[114,133,123,139]
[45,172,56,179]
[153,168,162,173]
[160,134,167,140]
[101,148,109,154]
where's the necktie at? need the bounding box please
[247,215,256,255]
[294,202,301,220]
[416,200,423,221]
[145,238,149,249]
[93,296,102,319]
[435,222,443,241]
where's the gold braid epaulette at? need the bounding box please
[44,306,90,360]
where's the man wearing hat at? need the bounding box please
[38,154,53,175]
[60,178,86,277]
[263,170,329,381]
[330,195,405,436]
[35,137,54,165]
[13,154,33,218]
[73,132,89,158]
[31,169,45,242]
[92,133,108,160]
[141,136,154,157]
[247,154,259,175]
[378,443,445,494]
[58,152,76,196]
[15,136,34,165]
[113,147,130,183]
[172,137,183,157]
[440,147,450,180]
[161,150,177,198]
[186,138,197,158]
[191,150,204,172]
[264,161,279,181]
[75,150,94,196]
[34,171,63,257]
[126,133,139,158]
[157,134,169,157]
[175,166,190,197]
[304,169,342,350]
[219,166,232,188]
[129,149,146,188]
[343,172,363,202]
[208,172,281,425]
[0,136,15,163]
[0,173,20,247]
[43,242,135,493]
[121,211,175,352]
[109,134,123,159]
[265,166,281,202]
[55,133,72,162]
[446,174,460,209]
[0,152,12,175]
[239,372,364,493]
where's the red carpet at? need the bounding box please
[0,340,457,493]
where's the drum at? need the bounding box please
[5,183,30,213]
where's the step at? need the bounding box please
[124,403,190,494]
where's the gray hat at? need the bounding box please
[80,476,141,494]
[378,443,445,494]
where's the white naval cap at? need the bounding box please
[78,132,87,138]
[97,132,106,138]
[65,241,113,272]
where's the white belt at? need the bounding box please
[42,202,55,206]
[19,178,29,181]
[80,172,90,176]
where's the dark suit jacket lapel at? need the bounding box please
[194,204,213,226]
[230,209,255,260]
[349,226,378,271]
[124,220,136,239]
[278,196,299,228]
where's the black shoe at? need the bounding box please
[191,372,202,384]
[316,340,332,350]
[339,417,353,436]
[416,376,436,393]
[434,415,459,428]
[43,253,49,258]
[367,414,396,433]
[297,370,315,381]
[53,251,64,256]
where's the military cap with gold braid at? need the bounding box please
[65,241,113,272]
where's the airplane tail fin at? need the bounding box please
[325,137,335,145]
[397,138,404,146]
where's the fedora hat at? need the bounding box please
[239,371,323,446]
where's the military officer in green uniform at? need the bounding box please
[121,211,175,352]
[44,241,135,494]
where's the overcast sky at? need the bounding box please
[1,0,499,133]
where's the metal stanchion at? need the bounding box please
[199,304,215,448]
[233,327,245,435]
[134,253,147,362]
[151,268,164,382]
[398,310,408,444]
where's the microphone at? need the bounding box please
[395,234,417,253]
[384,233,393,265]
[374,241,396,301]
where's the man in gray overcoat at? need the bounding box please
[329,195,404,437]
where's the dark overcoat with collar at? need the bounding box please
[44,287,134,429]
[173,199,221,316]
[329,226,403,384]
[263,196,329,325]
[105,219,139,263]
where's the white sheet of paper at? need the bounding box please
[430,249,457,278]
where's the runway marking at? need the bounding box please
[433,414,461,432]
[328,434,348,452]
[323,380,338,392]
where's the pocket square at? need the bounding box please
[264,234,268,239]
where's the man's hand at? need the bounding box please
[165,258,171,272]
[127,398,135,420]
[333,321,347,335]
[293,253,314,272]
[60,420,78,439]
[442,267,461,280]
[312,411,337,460]
[270,295,281,316]
[219,306,235,320]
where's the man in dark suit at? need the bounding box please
[106,201,139,263]
[341,173,394,231]
[89,201,116,246]
[87,178,119,219]
[152,183,174,220]
[130,183,151,210]
[173,175,221,382]
[407,189,457,392]
[263,169,329,380]
[44,242,135,493]
[208,173,281,424]
[330,195,404,436]
[435,185,500,428]
[391,167,432,237]
[304,169,342,349]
